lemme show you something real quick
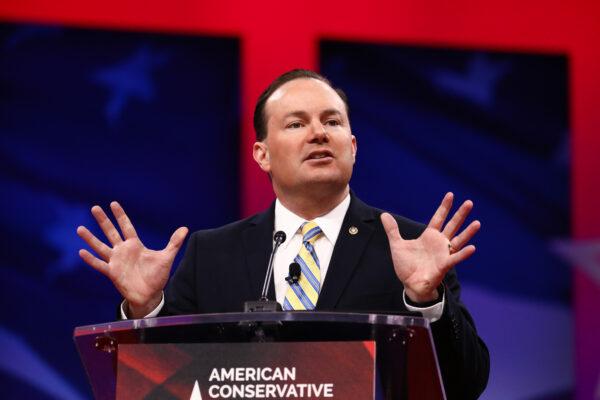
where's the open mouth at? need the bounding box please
[305,150,334,161]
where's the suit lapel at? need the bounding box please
[317,195,377,309]
[241,203,276,300]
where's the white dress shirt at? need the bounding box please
[123,193,444,321]
[272,193,444,321]
[272,195,350,305]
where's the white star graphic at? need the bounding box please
[551,238,600,287]
[92,46,168,124]
[430,54,510,108]
[43,200,92,279]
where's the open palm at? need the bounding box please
[381,193,480,303]
[77,202,188,317]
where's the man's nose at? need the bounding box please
[309,122,329,143]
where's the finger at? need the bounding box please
[448,245,476,268]
[165,227,189,254]
[110,201,138,240]
[78,249,110,277]
[76,225,112,261]
[450,220,481,251]
[91,205,123,246]
[442,200,473,238]
[428,192,454,230]
[380,213,405,243]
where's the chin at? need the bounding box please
[302,173,349,190]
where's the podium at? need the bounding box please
[74,312,446,399]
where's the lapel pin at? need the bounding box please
[349,226,358,235]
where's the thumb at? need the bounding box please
[165,226,189,254]
[380,213,404,243]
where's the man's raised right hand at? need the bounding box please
[76,201,188,319]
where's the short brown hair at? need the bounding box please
[253,69,350,141]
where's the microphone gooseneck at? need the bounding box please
[259,231,286,301]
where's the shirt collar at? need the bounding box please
[274,193,351,249]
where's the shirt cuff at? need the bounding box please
[403,289,445,323]
[120,292,165,319]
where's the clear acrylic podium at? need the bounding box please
[74,312,446,399]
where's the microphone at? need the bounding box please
[260,231,286,300]
[244,231,286,312]
[285,262,301,284]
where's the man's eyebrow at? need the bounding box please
[283,110,310,119]
[320,108,343,117]
[282,109,343,119]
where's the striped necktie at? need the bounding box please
[283,221,323,310]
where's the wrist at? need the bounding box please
[127,293,162,319]
[405,286,441,305]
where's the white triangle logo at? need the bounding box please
[190,380,202,400]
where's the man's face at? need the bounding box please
[253,78,357,197]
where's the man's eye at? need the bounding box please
[287,122,303,129]
[325,119,341,126]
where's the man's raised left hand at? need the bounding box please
[380,192,481,303]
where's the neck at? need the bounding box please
[275,185,349,220]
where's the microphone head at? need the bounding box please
[273,230,286,244]
[289,262,301,278]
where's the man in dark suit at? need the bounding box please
[77,69,489,399]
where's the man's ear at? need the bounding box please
[351,134,357,162]
[253,141,271,173]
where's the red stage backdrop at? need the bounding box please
[1,1,598,399]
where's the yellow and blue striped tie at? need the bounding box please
[283,221,323,310]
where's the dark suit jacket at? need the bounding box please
[164,194,489,399]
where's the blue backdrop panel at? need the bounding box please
[0,23,240,398]
[321,41,570,400]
